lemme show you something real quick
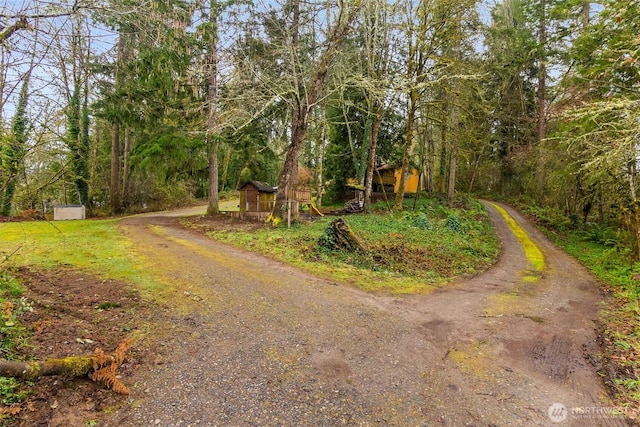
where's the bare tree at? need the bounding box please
[361,0,393,213]
[268,0,362,224]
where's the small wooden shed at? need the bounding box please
[239,180,276,213]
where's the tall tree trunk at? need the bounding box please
[364,104,384,213]
[438,94,449,194]
[272,104,308,221]
[288,0,302,219]
[80,74,90,208]
[627,160,640,260]
[110,35,125,215]
[206,0,220,216]
[208,146,219,214]
[67,82,83,204]
[73,21,89,208]
[315,105,327,209]
[110,121,120,214]
[426,125,434,193]
[447,110,459,207]
[122,128,132,207]
[536,0,546,144]
[361,0,389,213]
[447,15,462,208]
[532,0,547,199]
[395,5,420,211]
[68,76,90,207]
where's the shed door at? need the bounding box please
[245,189,259,211]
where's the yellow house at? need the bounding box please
[373,166,420,194]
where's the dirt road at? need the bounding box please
[104,202,626,426]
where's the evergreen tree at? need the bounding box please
[1,73,30,216]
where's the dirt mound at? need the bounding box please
[6,268,160,427]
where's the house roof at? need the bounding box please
[239,180,276,193]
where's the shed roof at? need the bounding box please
[345,184,365,192]
[239,180,276,193]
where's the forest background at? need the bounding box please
[0,0,638,251]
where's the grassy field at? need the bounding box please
[0,219,142,284]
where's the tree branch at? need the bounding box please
[0,16,30,43]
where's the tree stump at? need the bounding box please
[319,218,366,253]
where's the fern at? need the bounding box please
[89,338,132,395]
[90,367,130,395]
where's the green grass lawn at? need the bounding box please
[0,219,137,281]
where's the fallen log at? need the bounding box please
[0,355,115,381]
[0,339,132,395]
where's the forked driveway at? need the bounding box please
[105,203,626,426]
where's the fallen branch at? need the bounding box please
[0,355,114,380]
[0,338,133,395]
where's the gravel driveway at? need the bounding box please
[103,203,626,427]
